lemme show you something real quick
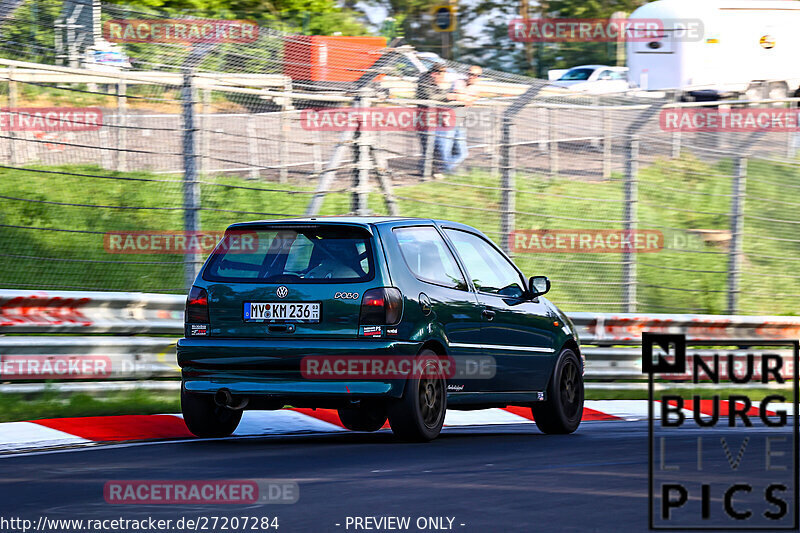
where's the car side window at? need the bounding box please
[597,70,612,80]
[444,229,525,298]
[394,226,467,290]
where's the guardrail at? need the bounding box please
[570,312,800,344]
[0,290,797,392]
[0,289,183,334]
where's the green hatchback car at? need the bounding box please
[178,217,584,441]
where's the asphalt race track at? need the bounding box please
[0,419,796,533]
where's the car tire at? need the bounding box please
[387,349,447,442]
[338,404,388,432]
[531,348,584,434]
[181,386,243,438]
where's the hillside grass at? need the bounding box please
[0,154,797,313]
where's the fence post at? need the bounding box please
[116,79,127,172]
[247,115,259,179]
[422,126,435,180]
[787,99,797,159]
[99,122,112,169]
[727,156,747,314]
[182,70,201,290]
[8,66,17,165]
[279,79,292,183]
[548,106,558,177]
[495,85,543,253]
[312,129,322,173]
[200,87,210,176]
[490,106,501,178]
[352,89,373,215]
[499,114,515,254]
[622,136,639,312]
[602,107,611,178]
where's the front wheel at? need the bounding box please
[181,386,242,438]
[531,348,584,434]
[387,350,447,442]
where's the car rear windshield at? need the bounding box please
[202,225,374,283]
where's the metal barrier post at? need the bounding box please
[727,156,747,314]
[182,70,201,290]
[623,136,639,312]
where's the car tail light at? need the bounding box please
[360,287,403,325]
[185,286,209,324]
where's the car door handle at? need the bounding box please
[482,309,496,321]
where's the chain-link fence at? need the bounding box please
[0,1,798,315]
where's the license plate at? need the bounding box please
[244,302,320,322]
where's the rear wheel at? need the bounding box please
[532,348,583,434]
[388,350,447,441]
[338,404,388,432]
[181,386,242,438]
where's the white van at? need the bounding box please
[627,0,800,99]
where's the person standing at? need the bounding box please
[415,63,458,179]
[443,65,482,175]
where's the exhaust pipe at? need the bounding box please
[214,388,249,410]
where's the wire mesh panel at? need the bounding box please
[0,0,797,313]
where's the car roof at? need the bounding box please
[568,64,626,71]
[228,216,481,233]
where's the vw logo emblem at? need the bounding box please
[276,286,289,299]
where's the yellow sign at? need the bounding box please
[432,5,456,32]
[760,34,775,49]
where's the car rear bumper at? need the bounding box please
[177,337,422,399]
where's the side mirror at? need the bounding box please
[529,276,550,298]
